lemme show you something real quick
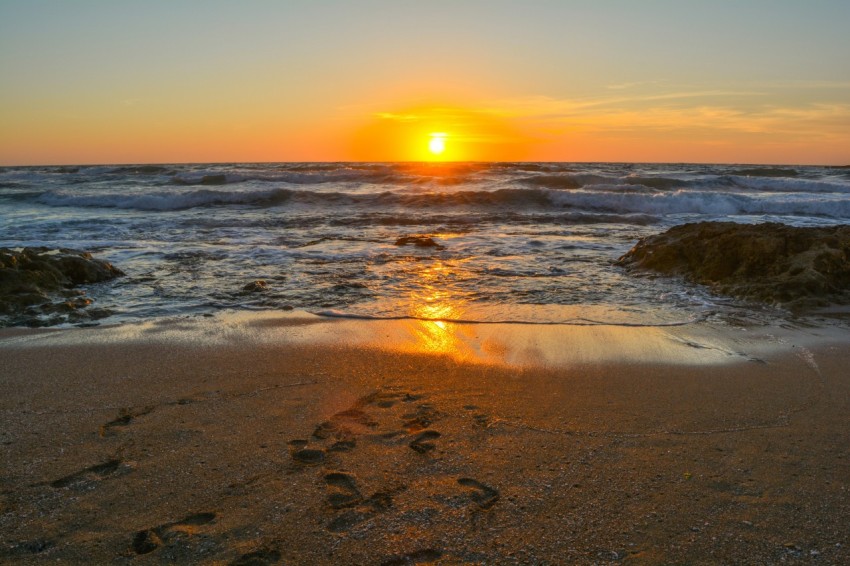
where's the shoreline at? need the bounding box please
[1,314,849,563]
[5,308,848,365]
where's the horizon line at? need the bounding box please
[2,159,848,168]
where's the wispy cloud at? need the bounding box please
[356,86,850,160]
[486,90,764,117]
[606,80,667,91]
[482,90,850,142]
[754,80,850,90]
[375,112,420,121]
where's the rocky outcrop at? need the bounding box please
[242,280,268,293]
[0,247,123,326]
[616,222,850,306]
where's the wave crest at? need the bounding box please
[29,184,850,218]
[37,188,294,211]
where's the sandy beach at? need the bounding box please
[1,313,848,564]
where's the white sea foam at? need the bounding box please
[548,188,850,218]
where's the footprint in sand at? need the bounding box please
[324,472,363,509]
[370,391,403,408]
[131,512,217,555]
[327,439,356,452]
[326,492,397,533]
[229,547,282,565]
[313,407,377,441]
[48,459,128,489]
[0,539,54,558]
[99,406,154,436]
[323,472,401,532]
[409,430,441,454]
[307,389,435,452]
[298,388,452,532]
[401,402,440,432]
[457,478,500,509]
[287,440,325,465]
[326,509,372,533]
[380,549,444,565]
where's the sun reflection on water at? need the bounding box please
[402,261,478,358]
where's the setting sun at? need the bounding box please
[428,133,447,156]
[348,104,532,161]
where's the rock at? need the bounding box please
[54,254,123,285]
[394,236,446,249]
[616,222,850,307]
[242,280,268,292]
[0,247,123,325]
[1,248,122,291]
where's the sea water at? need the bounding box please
[1,162,848,327]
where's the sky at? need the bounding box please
[1,0,849,165]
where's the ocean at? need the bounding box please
[1,162,849,328]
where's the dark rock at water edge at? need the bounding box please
[616,222,850,307]
[394,235,446,249]
[242,280,269,293]
[1,247,123,291]
[0,247,124,326]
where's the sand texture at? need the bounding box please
[1,317,849,564]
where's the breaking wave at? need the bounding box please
[548,189,850,217]
[31,184,850,218]
[37,188,295,210]
[169,167,416,186]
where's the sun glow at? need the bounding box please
[428,133,447,156]
[348,103,530,162]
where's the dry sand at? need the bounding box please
[1,313,848,564]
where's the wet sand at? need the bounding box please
[1,314,849,564]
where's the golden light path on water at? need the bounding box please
[6,301,843,371]
[404,260,471,356]
[7,247,836,367]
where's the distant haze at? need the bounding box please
[1,0,849,165]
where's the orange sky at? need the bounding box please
[1,2,849,165]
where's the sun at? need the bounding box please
[428,133,447,156]
[350,103,532,161]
